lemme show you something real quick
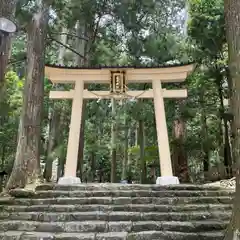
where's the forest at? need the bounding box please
[0,0,239,191]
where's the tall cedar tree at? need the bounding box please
[5,1,51,190]
[224,0,240,239]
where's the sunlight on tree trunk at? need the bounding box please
[224,0,240,238]
[5,1,50,190]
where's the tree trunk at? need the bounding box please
[138,120,146,184]
[172,118,190,183]
[44,109,60,181]
[217,73,233,177]
[225,67,235,157]
[0,0,17,97]
[75,21,85,66]
[199,89,210,178]
[224,0,240,238]
[5,1,50,190]
[202,116,209,174]
[135,124,138,146]
[111,98,117,183]
[127,125,133,183]
[75,21,87,180]
[76,105,85,179]
[58,27,68,64]
[121,113,128,181]
[140,120,147,184]
[0,144,6,192]
[75,16,100,179]
[75,16,99,179]
[90,151,96,182]
[223,112,233,178]
[134,122,141,180]
[44,27,67,182]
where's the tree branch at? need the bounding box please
[48,36,86,60]
[93,15,102,43]
[86,15,103,55]
[50,32,89,41]
[8,57,27,65]
[87,0,108,54]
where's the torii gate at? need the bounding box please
[45,63,194,185]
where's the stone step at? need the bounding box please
[0,197,14,205]
[35,183,234,192]
[1,203,232,213]
[0,230,224,240]
[9,189,234,198]
[0,220,228,233]
[0,183,233,239]
[5,196,233,206]
[0,211,231,222]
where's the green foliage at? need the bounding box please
[0,71,23,172]
[188,0,225,60]
[128,145,159,165]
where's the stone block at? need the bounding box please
[156,176,180,185]
[58,176,81,185]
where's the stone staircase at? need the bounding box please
[0,184,234,240]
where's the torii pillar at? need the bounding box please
[45,63,194,185]
[152,79,177,185]
[63,81,84,183]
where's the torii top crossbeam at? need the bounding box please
[45,63,193,84]
[45,63,194,185]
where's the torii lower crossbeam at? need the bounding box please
[49,89,187,99]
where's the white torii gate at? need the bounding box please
[45,64,194,185]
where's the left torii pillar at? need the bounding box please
[58,81,84,185]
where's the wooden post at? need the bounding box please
[152,79,173,177]
[64,81,84,177]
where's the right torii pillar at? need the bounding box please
[152,79,179,185]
